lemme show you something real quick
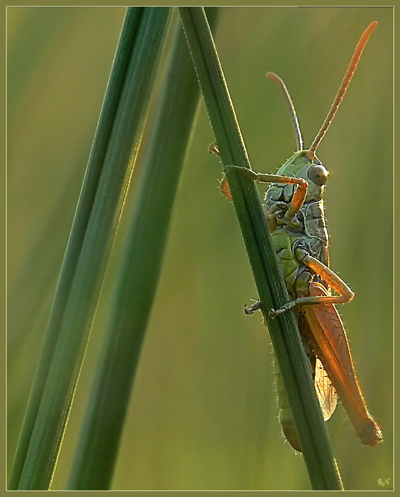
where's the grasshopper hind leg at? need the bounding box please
[270,248,354,317]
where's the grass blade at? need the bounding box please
[179,7,343,490]
[11,7,172,489]
[8,7,146,489]
[67,8,220,490]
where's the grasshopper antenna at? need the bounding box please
[267,71,303,151]
[307,21,378,160]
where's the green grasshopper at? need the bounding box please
[220,21,382,451]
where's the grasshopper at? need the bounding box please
[219,21,382,451]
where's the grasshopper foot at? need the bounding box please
[209,143,220,155]
[244,304,254,315]
[269,301,296,318]
[244,300,262,315]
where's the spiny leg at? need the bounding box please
[271,251,354,317]
[224,165,308,222]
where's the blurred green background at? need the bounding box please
[7,7,393,490]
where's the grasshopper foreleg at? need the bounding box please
[224,165,307,188]
[224,165,308,223]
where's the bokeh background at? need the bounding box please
[7,6,393,490]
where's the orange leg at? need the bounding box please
[271,250,354,317]
[224,165,308,222]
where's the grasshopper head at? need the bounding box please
[274,150,329,204]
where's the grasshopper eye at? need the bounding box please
[308,165,329,186]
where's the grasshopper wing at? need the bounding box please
[299,313,337,422]
[303,282,382,446]
[314,357,337,422]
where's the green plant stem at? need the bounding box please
[11,7,172,490]
[179,7,343,490]
[67,8,220,490]
[8,10,146,489]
